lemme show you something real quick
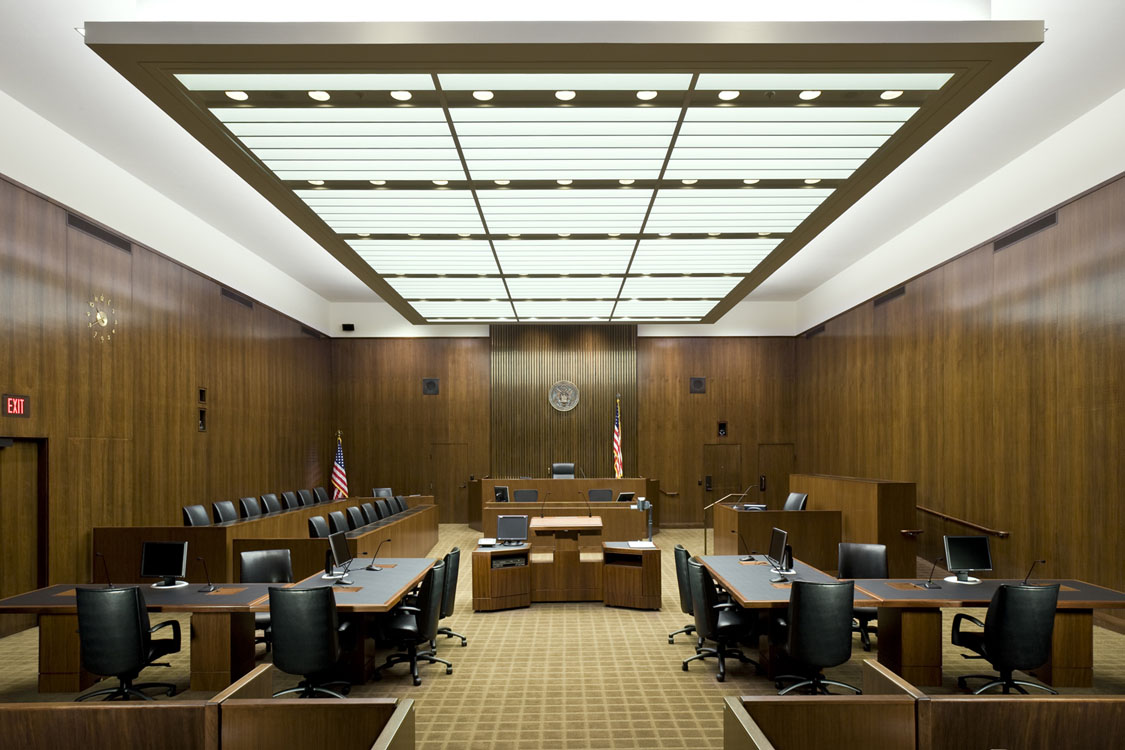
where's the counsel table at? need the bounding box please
[854,577,1125,687]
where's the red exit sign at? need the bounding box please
[3,394,29,418]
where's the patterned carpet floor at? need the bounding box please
[2,524,1124,749]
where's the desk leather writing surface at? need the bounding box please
[700,555,876,608]
[289,558,433,612]
[854,578,1125,608]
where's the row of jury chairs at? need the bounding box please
[182,487,335,526]
[307,496,409,538]
[670,541,1062,695]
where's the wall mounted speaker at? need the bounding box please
[341,323,355,332]
[422,378,440,396]
[689,377,706,394]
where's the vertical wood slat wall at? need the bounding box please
[490,325,637,479]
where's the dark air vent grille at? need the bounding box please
[994,212,1057,252]
[220,288,254,309]
[873,285,906,307]
[804,324,826,339]
[67,214,131,253]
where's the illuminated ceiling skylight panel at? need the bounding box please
[662,168,853,180]
[273,167,468,180]
[495,240,632,275]
[453,121,677,137]
[515,301,616,317]
[459,147,670,161]
[297,189,478,203]
[450,107,680,123]
[664,157,863,171]
[458,134,674,148]
[240,135,461,149]
[674,133,891,148]
[177,73,437,90]
[652,188,833,202]
[326,220,485,233]
[678,121,905,137]
[348,240,498,274]
[225,121,454,137]
[683,107,917,123]
[670,146,877,161]
[630,240,778,273]
[478,190,653,206]
[505,277,624,299]
[644,220,801,233]
[412,301,514,318]
[386,277,508,299]
[614,300,718,317]
[213,107,448,123]
[252,147,467,161]
[694,72,952,90]
[621,276,742,297]
[438,73,693,90]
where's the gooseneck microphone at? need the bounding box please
[579,466,587,479]
[581,489,593,518]
[196,556,217,593]
[729,529,755,562]
[366,538,392,571]
[1023,559,1047,585]
[917,557,945,590]
[95,552,115,589]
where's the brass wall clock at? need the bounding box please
[86,294,117,342]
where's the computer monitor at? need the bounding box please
[766,527,792,582]
[616,491,636,503]
[140,541,189,588]
[328,531,354,584]
[496,514,529,546]
[494,485,510,503]
[943,535,993,584]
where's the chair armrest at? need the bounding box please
[150,619,181,647]
[952,612,983,634]
[713,602,739,610]
[397,606,421,615]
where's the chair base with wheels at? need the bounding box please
[372,643,452,687]
[775,673,861,695]
[951,601,1060,696]
[957,669,1057,695]
[273,678,351,699]
[668,622,696,644]
[682,640,756,682]
[76,674,177,702]
[853,607,877,651]
[435,625,467,648]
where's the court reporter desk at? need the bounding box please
[0,558,434,693]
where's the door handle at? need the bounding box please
[759,474,766,492]
[704,475,713,491]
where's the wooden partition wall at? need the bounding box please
[795,173,1125,610]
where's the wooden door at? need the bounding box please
[702,443,742,519]
[428,442,470,524]
[757,442,796,509]
[0,439,42,636]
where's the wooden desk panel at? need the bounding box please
[602,543,660,610]
[714,504,841,574]
[472,545,531,611]
[529,516,603,602]
[484,502,645,542]
[471,478,653,531]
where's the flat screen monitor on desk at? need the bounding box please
[766,527,794,583]
[943,535,992,584]
[497,515,529,546]
[327,531,354,585]
[616,491,635,503]
[494,485,509,503]
[140,541,189,588]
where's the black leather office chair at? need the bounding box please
[329,510,350,534]
[434,547,467,648]
[239,549,293,653]
[588,488,613,502]
[268,586,351,698]
[239,496,262,518]
[261,493,283,514]
[372,487,393,498]
[212,500,238,523]
[373,560,452,686]
[838,542,888,651]
[775,580,860,695]
[361,502,379,525]
[552,462,575,479]
[952,583,1060,694]
[682,559,757,681]
[308,515,330,539]
[668,544,698,645]
[392,496,408,513]
[182,504,210,527]
[346,505,365,530]
[513,489,539,503]
[374,499,391,519]
[313,486,331,504]
[782,492,808,511]
[297,489,315,507]
[75,587,181,701]
[281,491,300,510]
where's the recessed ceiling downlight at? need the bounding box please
[717,90,740,101]
[390,90,413,101]
[307,90,330,101]
[554,90,576,101]
[224,90,249,101]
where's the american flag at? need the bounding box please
[612,397,623,479]
[331,433,348,499]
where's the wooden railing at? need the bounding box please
[916,505,1010,537]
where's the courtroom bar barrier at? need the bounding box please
[0,663,414,750]
[722,659,1125,750]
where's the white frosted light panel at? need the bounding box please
[495,240,633,275]
[387,277,508,299]
[630,239,779,273]
[439,73,692,90]
[621,276,742,297]
[683,107,917,123]
[695,73,952,90]
[213,107,448,123]
[348,240,498,274]
[614,300,718,317]
[515,301,616,317]
[178,73,437,90]
[505,277,623,299]
[413,301,514,318]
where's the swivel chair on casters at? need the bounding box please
[668,544,697,645]
[373,561,452,686]
[681,559,758,682]
[434,548,467,648]
[837,542,888,651]
[268,586,351,698]
[774,580,861,695]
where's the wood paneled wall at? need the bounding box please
[330,337,490,506]
[796,174,1125,598]
[490,325,637,478]
[637,338,797,526]
[0,176,332,584]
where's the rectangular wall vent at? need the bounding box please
[67,214,131,253]
[220,288,254,309]
[873,285,906,307]
[994,212,1057,252]
[804,324,826,339]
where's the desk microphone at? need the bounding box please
[579,466,587,479]
[196,556,217,593]
[1022,559,1046,585]
[729,529,754,562]
[366,538,392,571]
[541,490,549,518]
[581,489,593,518]
[917,557,944,590]
[95,552,115,589]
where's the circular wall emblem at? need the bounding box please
[548,380,580,412]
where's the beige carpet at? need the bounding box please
[2,525,1124,749]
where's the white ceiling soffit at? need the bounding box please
[85,20,1041,324]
